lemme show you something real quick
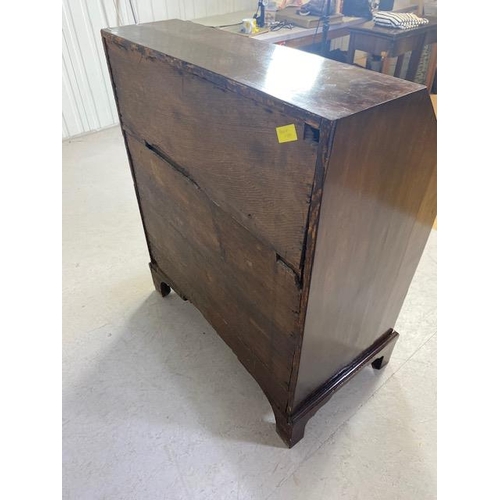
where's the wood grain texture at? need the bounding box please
[106,38,319,272]
[102,19,436,447]
[294,89,436,406]
[126,134,301,410]
[279,330,399,447]
[102,20,424,123]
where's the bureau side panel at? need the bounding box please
[104,37,319,273]
[294,89,436,406]
[126,134,302,411]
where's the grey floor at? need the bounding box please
[63,126,437,500]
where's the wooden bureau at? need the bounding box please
[102,19,436,447]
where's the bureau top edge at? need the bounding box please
[102,19,425,122]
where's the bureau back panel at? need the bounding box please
[126,134,303,409]
[105,38,319,274]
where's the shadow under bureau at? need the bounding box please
[102,19,436,447]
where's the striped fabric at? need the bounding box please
[373,11,429,30]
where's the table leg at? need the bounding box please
[406,38,425,81]
[346,35,356,65]
[381,53,392,74]
[425,43,437,91]
[394,53,405,78]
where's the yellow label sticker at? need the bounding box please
[276,124,298,144]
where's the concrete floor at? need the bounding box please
[63,125,437,500]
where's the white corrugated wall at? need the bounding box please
[62,0,257,139]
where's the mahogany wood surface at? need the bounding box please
[103,20,422,123]
[102,19,436,447]
[294,90,436,406]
